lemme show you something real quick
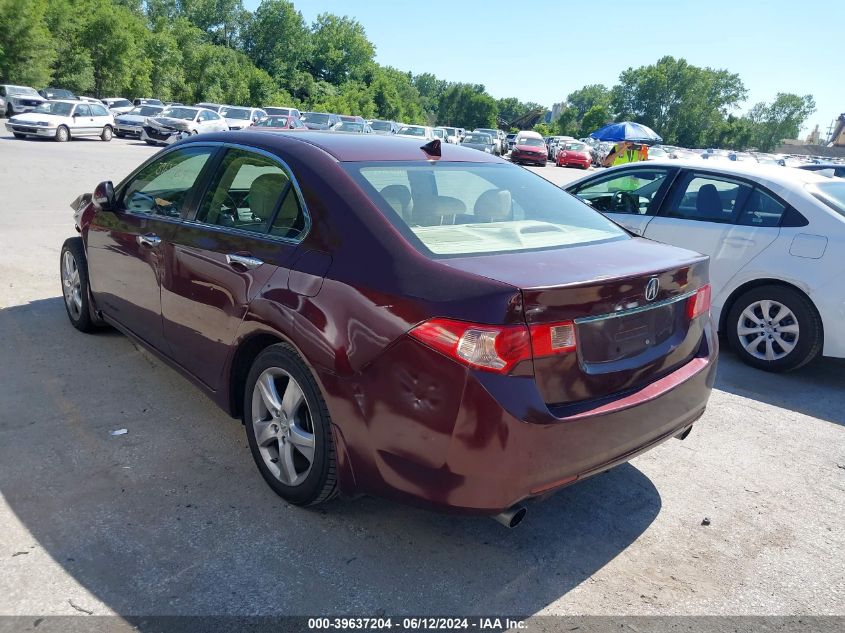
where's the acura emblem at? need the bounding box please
[645,277,660,301]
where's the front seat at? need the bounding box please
[249,173,287,229]
[696,183,724,221]
[474,189,512,222]
[411,196,466,226]
[380,184,411,221]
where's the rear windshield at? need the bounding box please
[131,106,163,116]
[303,113,329,124]
[344,161,627,257]
[811,182,845,218]
[398,126,426,136]
[223,107,251,120]
[370,120,393,131]
[255,116,289,127]
[109,99,132,108]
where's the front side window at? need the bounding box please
[571,168,670,215]
[195,148,305,238]
[345,161,627,256]
[666,173,750,223]
[74,104,92,117]
[122,147,215,217]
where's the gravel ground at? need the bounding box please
[0,131,843,618]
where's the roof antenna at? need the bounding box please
[421,138,441,157]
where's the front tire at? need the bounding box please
[60,238,97,333]
[12,132,26,139]
[244,344,338,506]
[55,125,70,142]
[726,285,822,372]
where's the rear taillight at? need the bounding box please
[409,318,576,374]
[686,284,711,320]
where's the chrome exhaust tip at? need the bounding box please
[492,505,527,528]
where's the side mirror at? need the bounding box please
[93,181,115,211]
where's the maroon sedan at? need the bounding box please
[556,141,593,169]
[510,136,548,166]
[60,132,716,526]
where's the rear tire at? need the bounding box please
[244,344,338,506]
[60,238,97,333]
[726,285,822,372]
[55,125,70,142]
[100,125,113,141]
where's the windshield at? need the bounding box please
[160,107,197,121]
[520,138,545,147]
[344,161,627,256]
[463,134,491,144]
[303,113,330,124]
[9,87,39,97]
[563,142,587,151]
[398,126,426,136]
[811,182,845,218]
[108,99,132,108]
[255,116,289,127]
[31,102,74,116]
[130,106,163,117]
[223,108,252,120]
[336,122,364,132]
[370,120,392,131]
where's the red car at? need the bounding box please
[556,141,592,169]
[510,136,548,166]
[61,132,716,527]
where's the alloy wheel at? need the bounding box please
[62,250,82,320]
[251,368,316,486]
[736,299,799,362]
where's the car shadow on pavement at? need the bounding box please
[1,297,662,617]
[715,348,845,427]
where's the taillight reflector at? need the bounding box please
[686,284,711,320]
[529,321,576,357]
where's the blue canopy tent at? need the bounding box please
[589,121,663,145]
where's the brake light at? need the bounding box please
[529,321,576,356]
[409,319,531,372]
[409,318,577,373]
[686,284,711,320]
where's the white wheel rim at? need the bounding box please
[251,368,315,486]
[736,299,799,362]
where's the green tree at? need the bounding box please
[748,93,816,151]
[309,13,375,84]
[83,1,151,97]
[553,107,578,136]
[579,104,611,137]
[611,56,747,147]
[180,0,245,47]
[437,83,498,129]
[145,28,184,102]
[566,84,610,121]
[44,0,96,94]
[242,0,311,98]
[0,0,55,88]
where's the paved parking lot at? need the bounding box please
[0,130,843,617]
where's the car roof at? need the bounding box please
[628,158,835,187]
[186,130,503,163]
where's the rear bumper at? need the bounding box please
[325,321,718,514]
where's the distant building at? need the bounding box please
[830,113,845,147]
[806,125,820,145]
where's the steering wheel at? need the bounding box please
[611,190,639,213]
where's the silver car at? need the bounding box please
[5,100,114,142]
[1,85,46,117]
[101,98,134,116]
[114,105,165,138]
[140,106,229,145]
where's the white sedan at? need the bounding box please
[5,100,114,142]
[140,106,229,145]
[220,106,267,130]
[566,159,845,372]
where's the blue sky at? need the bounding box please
[243,0,842,136]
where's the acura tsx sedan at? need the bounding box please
[61,133,716,525]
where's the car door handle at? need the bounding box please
[723,237,755,247]
[226,253,264,270]
[137,234,161,248]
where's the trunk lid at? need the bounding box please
[443,238,710,405]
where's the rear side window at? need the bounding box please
[344,161,627,256]
[195,148,305,239]
[736,188,787,227]
[90,104,109,116]
[665,173,750,223]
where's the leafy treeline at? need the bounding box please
[0,1,815,150]
[0,0,542,129]
[540,57,816,152]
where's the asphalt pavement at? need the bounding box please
[0,131,843,619]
